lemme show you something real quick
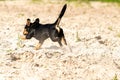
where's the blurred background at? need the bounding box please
[0,0,120,80]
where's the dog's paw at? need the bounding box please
[35,46,40,50]
[34,43,41,50]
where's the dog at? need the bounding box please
[22,4,67,50]
[23,18,32,35]
[21,18,32,40]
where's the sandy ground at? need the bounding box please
[0,0,120,80]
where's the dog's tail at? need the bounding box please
[54,4,67,27]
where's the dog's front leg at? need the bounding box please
[35,42,42,50]
[35,40,44,50]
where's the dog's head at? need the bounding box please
[23,18,32,35]
[26,27,35,39]
[25,18,40,39]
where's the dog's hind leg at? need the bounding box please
[60,37,67,46]
[61,37,67,45]
[60,37,72,52]
[58,36,67,47]
[58,40,62,47]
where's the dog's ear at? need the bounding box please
[35,18,39,23]
[26,18,31,26]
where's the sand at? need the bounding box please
[0,1,120,80]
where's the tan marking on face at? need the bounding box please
[23,29,28,35]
